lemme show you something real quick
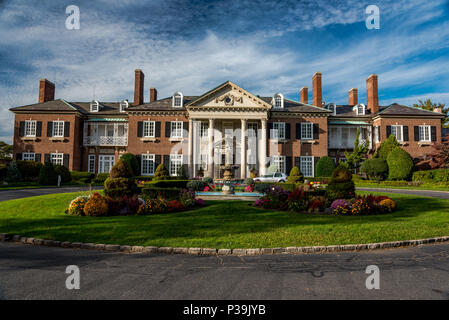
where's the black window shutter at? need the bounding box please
[155,122,161,137]
[44,154,51,163]
[137,121,143,137]
[403,126,409,141]
[285,123,291,139]
[295,123,301,139]
[163,155,170,167]
[64,122,70,137]
[155,155,161,168]
[183,122,189,138]
[314,157,320,176]
[165,122,171,138]
[19,121,25,137]
[431,126,437,141]
[35,153,41,163]
[313,124,319,139]
[268,122,273,139]
[414,126,419,141]
[47,121,53,137]
[294,157,300,168]
[16,153,22,160]
[285,156,292,175]
[386,125,392,138]
[36,121,42,137]
[135,155,142,174]
[63,154,69,168]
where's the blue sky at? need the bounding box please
[1,0,449,143]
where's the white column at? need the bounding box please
[188,119,193,177]
[259,119,267,176]
[208,119,214,178]
[241,119,247,179]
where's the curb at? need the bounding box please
[1,233,449,256]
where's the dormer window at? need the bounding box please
[120,99,128,112]
[172,92,183,108]
[326,103,336,116]
[355,103,366,115]
[90,100,99,112]
[273,93,284,109]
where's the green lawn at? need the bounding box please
[0,191,449,248]
[355,182,449,192]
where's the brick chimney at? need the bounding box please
[134,69,144,105]
[38,78,55,103]
[312,72,322,107]
[348,88,358,105]
[366,74,379,114]
[300,87,308,104]
[150,88,158,103]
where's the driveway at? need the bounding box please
[0,241,448,299]
[0,186,103,202]
[356,187,449,199]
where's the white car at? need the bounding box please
[254,172,288,183]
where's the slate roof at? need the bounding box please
[9,99,87,114]
[260,97,330,113]
[376,103,444,117]
[127,96,198,111]
[332,104,372,118]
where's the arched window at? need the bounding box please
[273,93,284,109]
[90,100,99,112]
[172,92,183,108]
[119,99,128,112]
[356,103,366,115]
[326,103,336,116]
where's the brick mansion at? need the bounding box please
[10,69,445,179]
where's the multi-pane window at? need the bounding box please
[98,155,115,173]
[25,120,37,137]
[170,154,183,176]
[141,154,155,175]
[357,105,365,115]
[271,156,285,174]
[51,153,64,166]
[419,125,431,142]
[52,121,64,137]
[247,123,258,138]
[23,152,35,161]
[173,93,183,107]
[300,156,314,177]
[143,121,155,137]
[171,121,183,138]
[274,95,283,108]
[272,122,285,139]
[88,155,96,173]
[200,122,209,137]
[301,123,313,139]
[391,125,403,141]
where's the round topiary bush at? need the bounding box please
[104,177,137,198]
[360,158,388,180]
[387,147,414,180]
[38,162,58,185]
[109,159,133,179]
[330,165,352,183]
[287,166,304,183]
[54,165,71,183]
[316,156,336,177]
[325,165,355,201]
[83,193,109,216]
[377,134,400,160]
[154,164,170,181]
[119,153,139,176]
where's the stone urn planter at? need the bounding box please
[222,183,235,195]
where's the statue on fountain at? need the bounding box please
[220,163,239,194]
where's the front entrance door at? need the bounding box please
[98,155,115,173]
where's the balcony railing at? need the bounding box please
[83,136,128,146]
[83,122,128,147]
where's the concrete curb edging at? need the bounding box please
[1,233,449,256]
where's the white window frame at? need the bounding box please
[419,125,431,142]
[171,121,183,139]
[200,121,209,138]
[169,154,183,176]
[357,104,365,115]
[88,155,96,173]
[374,126,380,144]
[172,92,183,108]
[271,156,286,174]
[90,100,99,112]
[143,121,155,138]
[119,100,128,112]
[50,153,64,166]
[22,152,35,161]
[301,122,313,140]
[273,93,284,109]
[25,120,37,137]
[98,155,115,173]
[52,121,64,137]
[247,122,258,138]
[300,156,314,177]
[272,122,285,140]
[141,154,155,176]
[391,125,403,142]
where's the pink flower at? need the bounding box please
[203,186,210,192]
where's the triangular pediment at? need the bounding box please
[186,81,272,109]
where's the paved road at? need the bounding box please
[357,187,449,199]
[1,241,448,299]
[0,186,103,202]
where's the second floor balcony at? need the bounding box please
[83,121,128,147]
[328,124,371,149]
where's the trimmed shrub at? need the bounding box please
[38,162,58,185]
[93,173,109,183]
[186,180,207,191]
[325,165,355,201]
[377,134,400,160]
[287,166,304,183]
[71,171,94,183]
[316,156,336,177]
[177,165,189,179]
[104,177,138,199]
[272,182,297,192]
[387,147,414,180]
[83,193,109,216]
[146,180,190,189]
[202,177,213,184]
[109,159,133,179]
[67,196,89,216]
[154,164,170,181]
[433,169,449,183]
[413,169,449,183]
[119,153,139,176]
[0,164,7,181]
[16,160,42,181]
[330,165,352,183]
[141,187,181,200]
[179,189,196,207]
[360,158,388,181]
[254,182,272,193]
[243,178,254,185]
[5,161,22,182]
[54,165,71,183]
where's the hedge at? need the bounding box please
[70,171,94,183]
[387,147,414,180]
[254,182,297,193]
[16,160,42,181]
[316,156,336,177]
[0,164,7,181]
[413,169,449,183]
[93,173,109,183]
[360,158,388,181]
[141,187,181,200]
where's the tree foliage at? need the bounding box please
[316,156,336,177]
[0,141,12,160]
[287,166,304,183]
[387,147,414,180]
[423,137,449,169]
[342,128,370,170]
[376,134,400,160]
[413,99,448,128]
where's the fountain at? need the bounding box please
[220,163,239,194]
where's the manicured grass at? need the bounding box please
[0,182,103,191]
[0,191,449,248]
[355,182,449,192]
